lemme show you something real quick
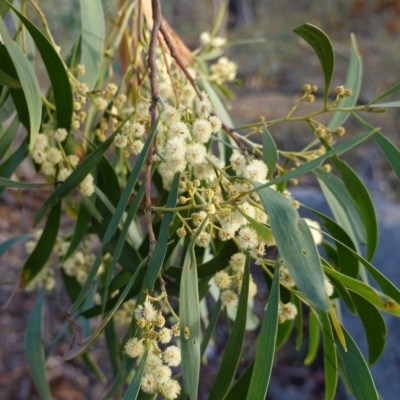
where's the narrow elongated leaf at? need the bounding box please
[200,298,222,357]
[262,123,278,179]
[102,117,159,245]
[0,0,11,16]
[321,231,400,305]
[327,34,362,130]
[306,206,359,278]
[196,240,237,278]
[225,361,254,400]
[79,0,105,89]
[0,139,28,195]
[0,69,21,88]
[304,311,320,365]
[322,261,400,316]
[0,177,54,189]
[315,168,366,244]
[180,222,210,400]
[122,174,180,346]
[373,131,400,181]
[0,115,19,159]
[123,346,150,400]
[256,184,329,310]
[0,17,41,149]
[20,202,61,288]
[320,312,338,400]
[351,292,387,365]
[61,200,91,262]
[246,262,280,400]
[370,101,400,108]
[7,3,73,129]
[26,291,52,400]
[209,256,250,400]
[367,81,400,106]
[237,207,273,243]
[335,328,379,400]
[332,158,378,260]
[250,129,377,192]
[293,24,334,106]
[0,234,30,258]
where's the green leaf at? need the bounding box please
[101,116,159,246]
[370,101,400,108]
[0,0,12,16]
[225,361,254,400]
[79,0,105,89]
[197,240,238,278]
[293,24,334,106]
[256,184,329,310]
[101,183,145,315]
[236,206,273,243]
[246,261,280,400]
[351,292,387,365]
[321,230,400,305]
[322,260,400,316]
[209,256,250,400]
[20,202,61,288]
[276,318,294,349]
[0,139,28,195]
[0,115,19,159]
[61,199,92,262]
[122,174,180,345]
[200,298,222,357]
[0,69,21,88]
[332,157,378,261]
[200,78,237,164]
[304,311,320,365]
[26,290,52,400]
[294,295,303,350]
[320,312,338,400]
[314,167,366,245]
[123,346,150,400]
[262,123,278,179]
[7,3,73,129]
[251,128,377,192]
[335,327,379,400]
[180,221,209,400]
[0,17,41,149]
[367,81,400,106]
[373,131,400,182]
[327,34,362,131]
[0,176,55,189]
[306,206,359,278]
[0,234,30,258]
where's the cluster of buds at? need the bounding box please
[303,83,318,103]
[314,124,346,143]
[124,297,182,399]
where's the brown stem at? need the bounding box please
[159,23,250,154]
[146,0,162,259]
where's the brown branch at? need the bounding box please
[159,23,250,154]
[146,0,162,259]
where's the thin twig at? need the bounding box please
[159,23,249,154]
[146,0,162,259]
